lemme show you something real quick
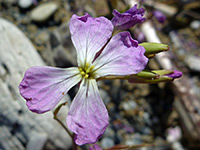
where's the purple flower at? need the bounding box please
[167,126,182,142]
[19,13,148,145]
[153,10,166,24]
[111,4,145,30]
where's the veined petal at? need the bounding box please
[67,79,108,145]
[111,4,145,30]
[69,13,114,66]
[19,67,81,113]
[93,32,148,78]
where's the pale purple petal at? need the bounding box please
[19,67,81,113]
[111,4,145,30]
[69,13,114,66]
[92,31,148,78]
[67,79,108,145]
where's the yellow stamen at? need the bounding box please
[79,63,96,79]
[86,65,95,73]
[79,68,83,72]
[85,63,90,69]
[89,65,95,71]
[80,71,85,76]
[84,74,89,78]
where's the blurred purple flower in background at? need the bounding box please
[112,4,145,30]
[153,10,166,24]
[167,126,182,142]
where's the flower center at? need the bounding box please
[79,63,96,79]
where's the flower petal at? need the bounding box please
[111,4,145,30]
[69,13,114,66]
[19,67,81,113]
[67,79,108,145]
[93,31,148,78]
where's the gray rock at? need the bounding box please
[125,133,142,145]
[101,137,114,149]
[30,2,58,22]
[26,133,48,150]
[18,0,32,9]
[185,55,200,72]
[143,112,152,125]
[0,18,71,150]
[99,89,110,105]
[190,20,200,30]
[172,142,185,150]
[103,127,115,138]
[141,127,152,135]
[121,100,138,111]
[39,22,77,67]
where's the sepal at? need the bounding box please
[139,42,169,58]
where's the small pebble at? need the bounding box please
[125,133,142,145]
[122,100,137,111]
[18,0,32,9]
[185,55,200,72]
[30,2,58,22]
[101,137,114,149]
[104,127,115,138]
[26,133,48,150]
[190,20,200,30]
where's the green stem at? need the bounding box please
[53,102,78,150]
[53,116,73,138]
[97,75,130,81]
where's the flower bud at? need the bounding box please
[128,70,182,84]
[164,70,182,79]
[139,42,169,58]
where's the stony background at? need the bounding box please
[0,0,200,150]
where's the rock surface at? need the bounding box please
[185,55,200,72]
[18,0,32,9]
[0,18,71,150]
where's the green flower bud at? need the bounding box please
[139,42,169,58]
[128,70,182,84]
